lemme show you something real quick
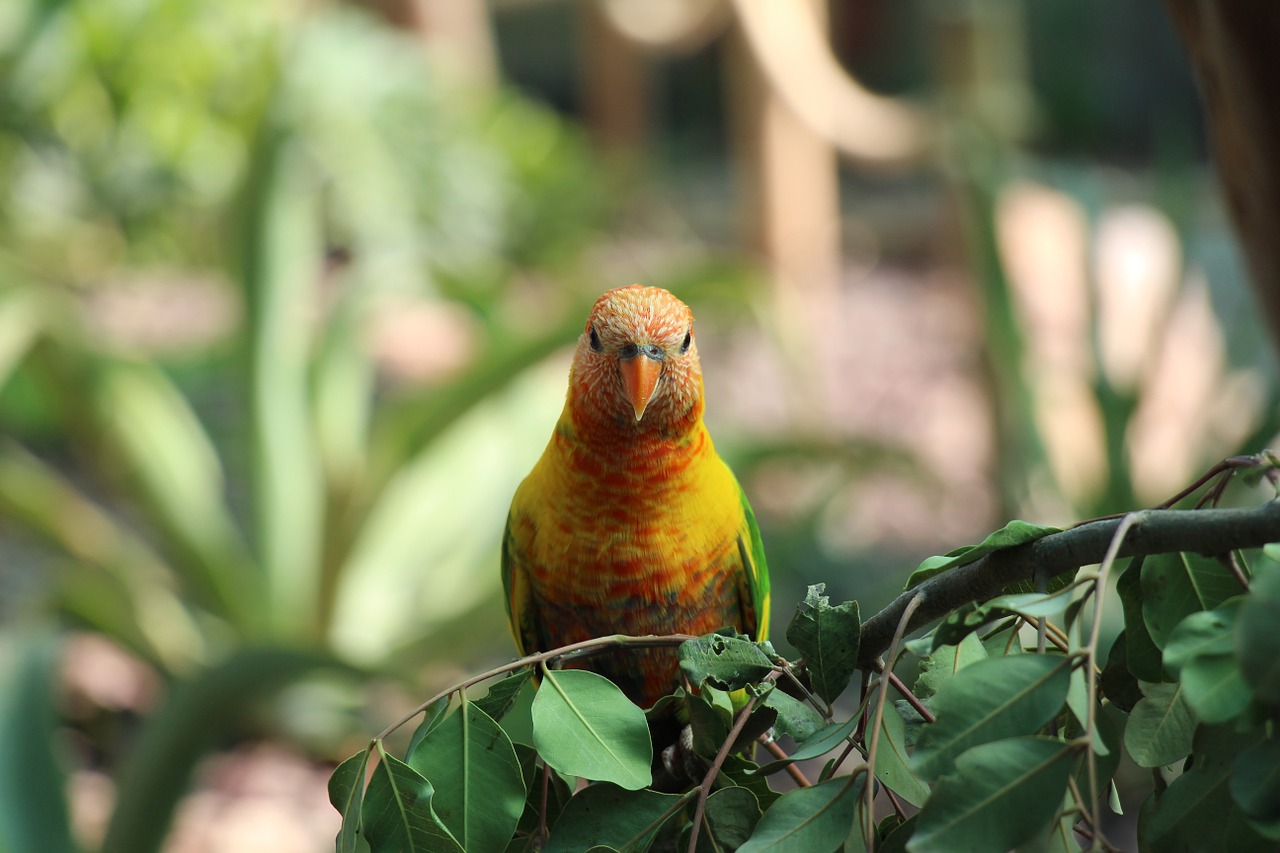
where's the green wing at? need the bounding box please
[735,485,771,642]
[500,509,542,657]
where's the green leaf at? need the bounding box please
[100,647,340,853]
[476,669,535,723]
[1116,557,1165,682]
[1140,552,1241,649]
[1163,600,1241,674]
[404,697,452,759]
[702,786,761,851]
[498,675,538,747]
[907,737,1073,853]
[912,654,1071,780]
[680,634,775,692]
[763,688,825,742]
[906,521,1060,588]
[0,631,75,853]
[721,754,782,811]
[95,362,257,627]
[749,715,858,777]
[874,705,932,808]
[328,749,371,853]
[980,588,1076,622]
[362,750,464,852]
[784,584,860,704]
[239,126,325,641]
[1146,726,1271,852]
[1236,550,1280,706]
[406,699,525,852]
[531,669,652,790]
[1123,681,1196,767]
[915,632,987,700]
[544,784,686,853]
[737,775,862,853]
[687,691,732,759]
[510,744,572,850]
[1179,654,1251,724]
[1099,631,1142,712]
[1231,736,1280,839]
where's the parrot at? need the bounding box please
[502,284,770,708]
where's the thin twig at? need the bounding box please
[864,593,924,851]
[376,633,697,740]
[1083,513,1141,851]
[686,688,766,853]
[759,736,812,787]
[886,670,934,724]
[1219,551,1251,591]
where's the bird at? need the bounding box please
[501,284,770,708]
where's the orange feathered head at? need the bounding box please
[569,285,703,434]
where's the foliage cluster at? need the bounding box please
[331,460,1280,852]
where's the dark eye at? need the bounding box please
[589,326,603,352]
[680,330,692,353]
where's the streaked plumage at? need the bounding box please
[502,285,769,707]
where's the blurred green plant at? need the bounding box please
[0,1,643,850]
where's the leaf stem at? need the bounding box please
[376,633,696,740]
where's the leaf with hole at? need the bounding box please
[784,584,860,703]
[679,633,775,692]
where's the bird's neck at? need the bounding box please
[559,393,712,481]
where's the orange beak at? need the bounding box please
[619,354,662,421]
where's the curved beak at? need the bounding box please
[619,353,662,421]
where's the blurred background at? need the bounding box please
[1,0,1277,850]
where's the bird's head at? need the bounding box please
[569,285,703,434]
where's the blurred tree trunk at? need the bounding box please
[1165,0,1280,356]
[581,1,651,157]
[355,0,498,89]
[725,0,841,301]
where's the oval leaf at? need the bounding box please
[544,784,684,853]
[912,654,1071,780]
[328,749,371,853]
[1236,549,1280,706]
[1123,682,1196,767]
[908,737,1073,853]
[532,669,652,790]
[874,705,931,808]
[407,700,525,853]
[737,775,862,853]
[362,751,463,853]
[1140,552,1240,649]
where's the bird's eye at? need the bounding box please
[680,330,692,353]
[589,326,603,352]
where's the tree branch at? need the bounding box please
[857,501,1280,666]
